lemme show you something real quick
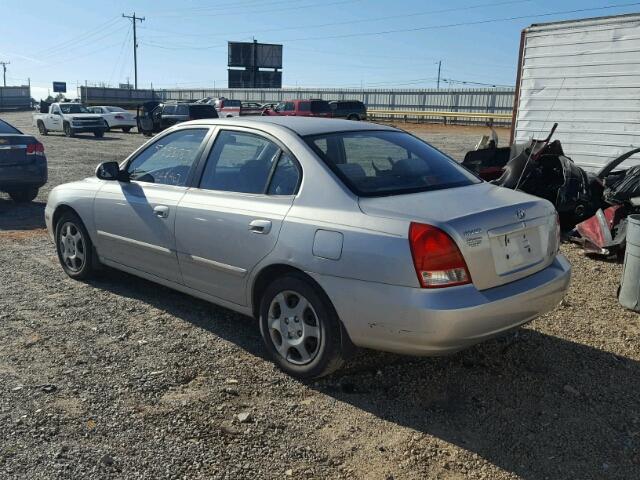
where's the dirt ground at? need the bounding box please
[1,111,639,480]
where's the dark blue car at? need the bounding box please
[0,118,47,202]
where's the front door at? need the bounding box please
[93,127,211,283]
[175,128,301,305]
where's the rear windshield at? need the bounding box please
[0,119,21,134]
[305,130,479,196]
[189,104,219,119]
[310,100,330,113]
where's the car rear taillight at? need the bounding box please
[409,222,471,288]
[115,114,124,119]
[26,142,45,156]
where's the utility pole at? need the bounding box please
[436,60,442,90]
[122,13,145,89]
[0,61,9,87]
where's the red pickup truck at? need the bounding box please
[262,99,332,117]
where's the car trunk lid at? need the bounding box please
[358,183,559,290]
[0,135,37,166]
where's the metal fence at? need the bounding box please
[80,86,515,125]
[0,86,31,111]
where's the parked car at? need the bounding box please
[87,106,136,132]
[262,99,332,118]
[329,100,367,120]
[33,101,107,138]
[0,118,47,202]
[214,97,242,118]
[45,117,570,378]
[137,101,218,136]
[240,101,266,116]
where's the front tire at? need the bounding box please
[259,273,345,379]
[63,122,74,137]
[8,188,38,203]
[55,212,96,280]
[94,129,105,138]
[122,127,131,133]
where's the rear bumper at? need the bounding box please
[310,254,571,356]
[0,160,47,191]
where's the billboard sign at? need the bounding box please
[52,81,66,93]
[228,42,282,69]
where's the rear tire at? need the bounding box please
[347,114,360,121]
[9,188,38,203]
[122,127,131,133]
[259,273,345,379]
[37,121,48,135]
[63,122,74,137]
[55,211,96,280]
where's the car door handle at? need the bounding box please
[153,205,170,218]
[249,219,272,234]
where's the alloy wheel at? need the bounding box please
[268,290,321,365]
[58,222,86,272]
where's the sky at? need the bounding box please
[1,0,640,100]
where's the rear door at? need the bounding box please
[93,127,212,282]
[175,127,301,305]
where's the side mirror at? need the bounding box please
[96,161,123,181]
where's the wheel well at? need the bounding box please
[251,264,357,356]
[52,204,78,231]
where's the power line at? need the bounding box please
[141,0,533,39]
[279,1,640,42]
[122,13,145,89]
[31,17,120,58]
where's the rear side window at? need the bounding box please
[189,105,218,119]
[298,102,310,112]
[224,100,241,107]
[268,152,300,195]
[199,130,280,194]
[176,104,189,115]
[310,100,330,113]
[163,105,176,115]
[306,131,479,196]
[0,119,21,134]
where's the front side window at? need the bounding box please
[163,105,176,115]
[284,102,295,112]
[200,130,281,194]
[306,131,479,196]
[176,104,189,115]
[298,102,310,112]
[127,129,208,186]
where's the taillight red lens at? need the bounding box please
[26,142,45,156]
[114,115,124,119]
[409,222,471,288]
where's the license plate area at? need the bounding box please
[490,226,543,276]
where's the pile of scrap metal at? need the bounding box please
[462,123,640,258]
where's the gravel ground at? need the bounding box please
[1,111,639,480]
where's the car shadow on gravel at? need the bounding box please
[85,268,639,479]
[0,199,46,231]
[313,330,640,479]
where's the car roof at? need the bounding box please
[183,116,398,136]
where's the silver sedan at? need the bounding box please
[45,117,571,378]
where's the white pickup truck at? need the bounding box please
[33,102,107,138]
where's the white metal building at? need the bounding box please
[512,13,640,171]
